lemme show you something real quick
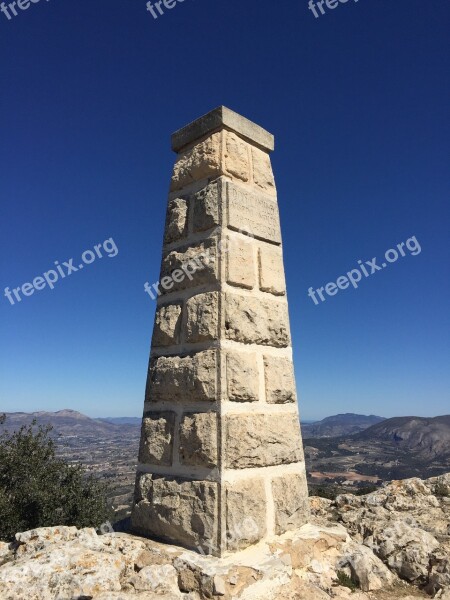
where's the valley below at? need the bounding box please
[1,410,449,521]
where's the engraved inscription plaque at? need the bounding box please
[226,182,282,245]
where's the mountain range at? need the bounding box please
[301,413,385,438]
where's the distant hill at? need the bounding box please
[0,409,140,439]
[355,415,450,460]
[98,417,142,426]
[302,413,385,438]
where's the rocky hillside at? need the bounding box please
[302,414,385,439]
[0,474,448,600]
[354,416,450,460]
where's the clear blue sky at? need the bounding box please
[0,0,448,420]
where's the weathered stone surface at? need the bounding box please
[185,292,219,343]
[225,479,267,551]
[0,527,143,600]
[264,355,296,404]
[161,238,218,293]
[226,182,281,244]
[259,245,285,295]
[272,473,310,535]
[327,474,450,594]
[147,350,217,403]
[225,293,290,347]
[179,412,218,468]
[338,543,395,592]
[193,181,220,232]
[139,412,175,466]
[369,520,440,582]
[164,197,188,245]
[170,131,222,191]
[152,303,182,347]
[226,351,259,402]
[171,106,274,153]
[225,413,303,468]
[224,131,250,182]
[133,474,219,552]
[252,146,276,193]
[226,236,255,289]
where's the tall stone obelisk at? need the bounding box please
[132,107,309,556]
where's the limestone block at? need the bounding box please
[226,351,259,402]
[252,146,275,193]
[259,245,286,295]
[138,412,175,466]
[226,182,282,244]
[185,292,220,343]
[133,473,219,552]
[264,355,296,404]
[147,350,217,403]
[179,412,218,468]
[164,197,188,245]
[152,304,182,347]
[225,479,267,551]
[171,132,222,191]
[161,238,218,294]
[226,236,255,289]
[225,293,290,347]
[225,413,303,468]
[193,181,220,232]
[224,131,250,182]
[272,473,309,535]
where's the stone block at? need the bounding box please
[179,412,218,468]
[225,413,303,469]
[132,474,219,553]
[164,197,188,245]
[252,146,275,194]
[138,412,175,466]
[185,292,219,343]
[225,479,267,551]
[226,351,259,402]
[224,131,250,182]
[147,350,217,403]
[226,182,281,244]
[171,132,222,192]
[264,355,296,404]
[225,294,290,347]
[272,473,310,535]
[171,106,274,153]
[152,304,182,347]
[259,245,286,295]
[193,181,220,232]
[226,236,255,289]
[160,238,218,294]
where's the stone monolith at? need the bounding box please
[132,106,309,556]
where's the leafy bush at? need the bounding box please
[336,570,359,591]
[434,482,449,498]
[354,485,378,496]
[0,420,112,541]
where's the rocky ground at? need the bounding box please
[0,474,448,600]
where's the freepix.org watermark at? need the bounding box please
[308,0,361,19]
[4,238,119,306]
[0,0,50,21]
[146,0,190,20]
[308,235,422,305]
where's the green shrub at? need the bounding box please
[0,420,112,541]
[434,482,449,498]
[336,570,359,591]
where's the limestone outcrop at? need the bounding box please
[0,474,448,599]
